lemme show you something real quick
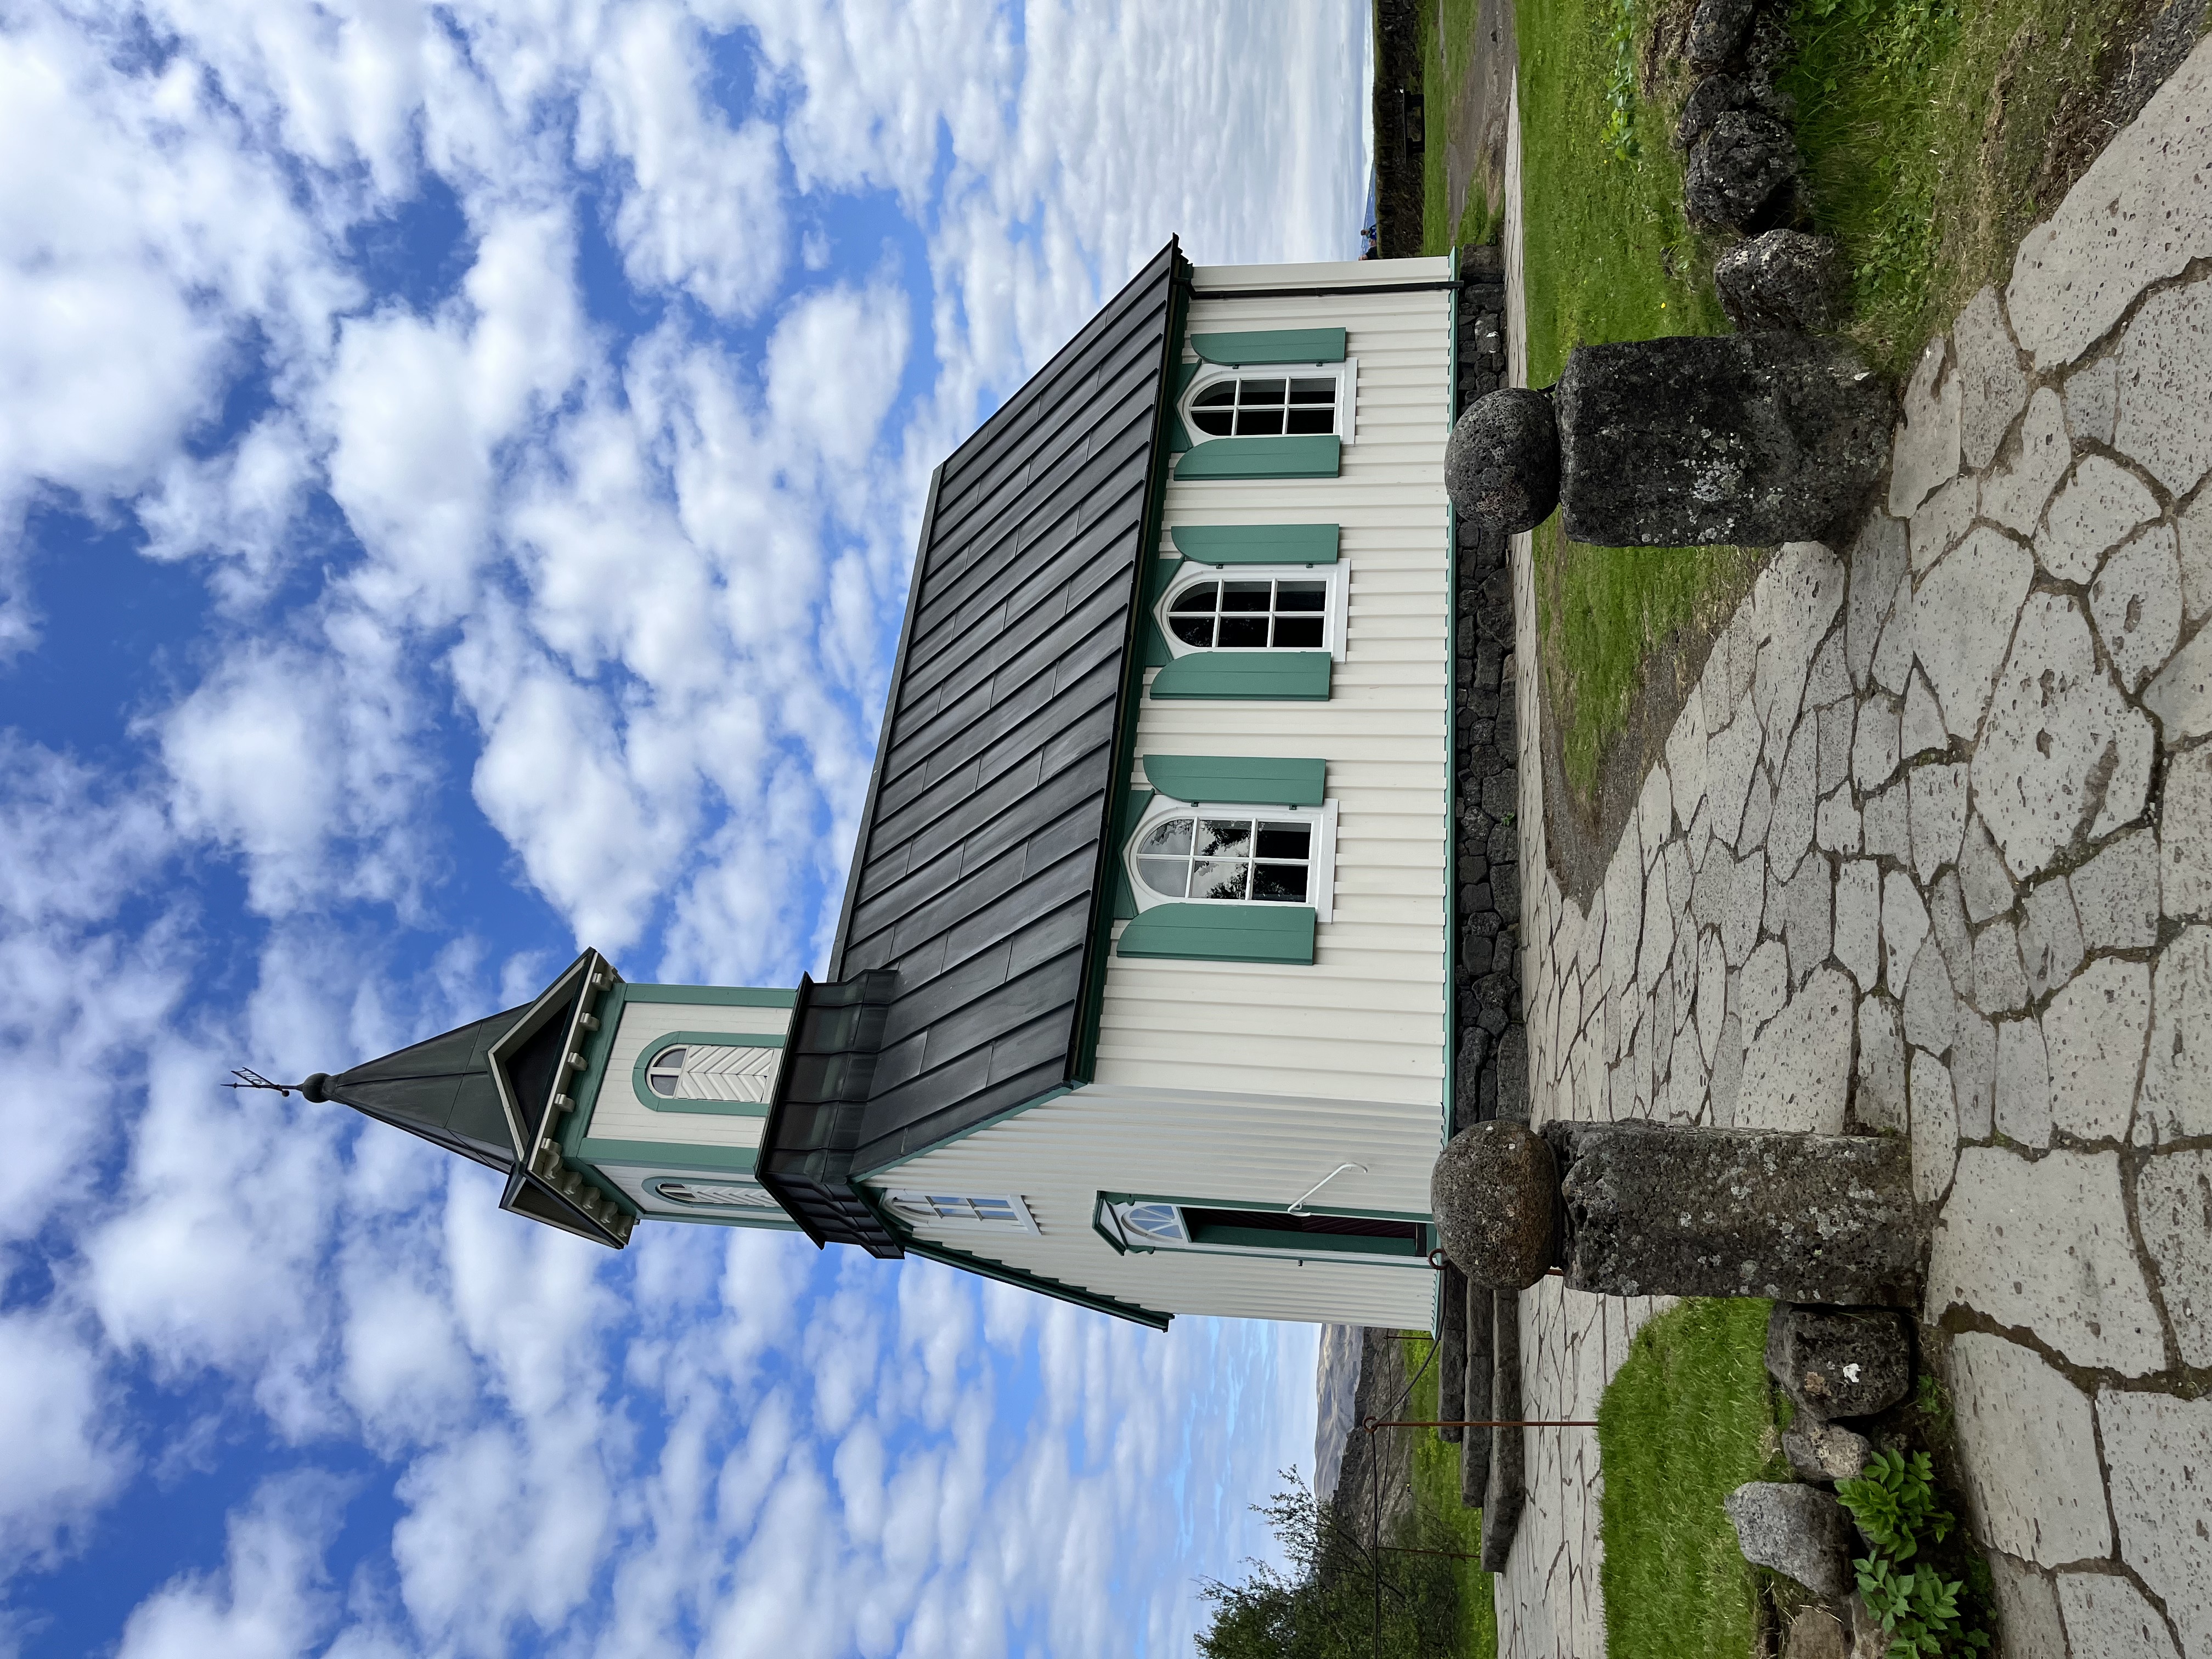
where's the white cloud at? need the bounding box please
[0,1309,133,1568]
[116,1472,346,1659]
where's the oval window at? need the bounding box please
[646,1047,687,1097]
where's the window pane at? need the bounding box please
[1272,616,1324,648]
[1252,863,1310,901]
[1220,582,1271,611]
[1234,408,1284,436]
[1276,582,1327,611]
[972,1198,1015,1217]
[1216,616,1268,647]
[1255,822,1311,859]
[1197,819,1251,857]
[1170,614,1216,646]
[1239,377,1286,405]
[1193,409,1234,437]
[1289,377,1336,404]
[1138,819,1193,856]
[1193,859,1248,900]
[1137,857,1190,898]
[1193,383,1235,407]
[1286,405,1334,435]
[1170,583,1219,613]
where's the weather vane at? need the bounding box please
[223,1068,299,1097]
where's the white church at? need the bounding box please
[307,241,1462,1331]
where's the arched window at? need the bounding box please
[885,1191,1039,1232]
[1121,1202,1187,1244]
[646,1046,687,1096]
[1165,575,1328,650]
[651,1178,779,1209]
[1188,373,1341,438]
[1133,812,1316,904]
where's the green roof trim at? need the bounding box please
[621,985,797,1007]
[629,1031,785,1116]
[1173,435,1340,480]
[1115,903,1317,964]
[574,1136,761,1173]
[1149,651,1331,701]
[890,1226,1171,1330]
[1140,755,1325,807]
[1171,523,1339,565]
[1189,328,1346,365]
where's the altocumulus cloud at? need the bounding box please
[0,1,1368,1652]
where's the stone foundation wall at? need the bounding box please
[1454,246,1529,1131]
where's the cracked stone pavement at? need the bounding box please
[1495,34,2212,1659]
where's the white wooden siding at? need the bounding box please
[582,998,791,1150]
[862,1085,1440,1328]
[1097,261,1453,1119]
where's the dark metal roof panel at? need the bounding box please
[823,239,1181,1171]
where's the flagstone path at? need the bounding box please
[1495,35,2212,1659]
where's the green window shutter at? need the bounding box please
[1116,903,1317,964]
[1174,436,1340,481]
[1149,652,1332,701]
[1190,329,1347,365]
[1109,789,1154,920]
[1141,755,1325,806]
[1171,524,1339,565]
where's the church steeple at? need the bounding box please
[300,950,635,1247]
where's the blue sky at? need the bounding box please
[0,2,1373,1654]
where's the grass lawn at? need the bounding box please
[1400,1335,1499,1659]
[1598,1299,1786,1659]
[1419,0,1506,256]
[1516,0,1752,802]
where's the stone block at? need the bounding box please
[1977,594,2155,879]
[1816,786,1860,856]
[1462,1279,1493,1504]
[2043,957,2152,1141]
[1864,778,1910,865]
[1725,1482,1852,1597]
[1904,934,1959,1055]
[1910,1048,1959,1201]
[1852,692,1898,792]
[1929,868,1973,997]
[1685,0,1758,65]
[1854,995,1906,1133]
[1556,335,1889,546]
[2098,1388,2212,1654]
[1481,1291,1525,1571]
[1769,718,1819,881]
[1772,856,1834,988]
[1708,708,1763,849]
[2089,523,2184,694]
[1889,337,1960,516]
[1949,1331,2112,1566]
[1929,1149,2166,1373]
[1914,528,2033,742]
[2019,878,2085,1001]
[1438,1260,1466,1442]
[1909,761,1968,883]
[1958,814,2016,923]
[2164,747,2212,922]
[1767,1304,1912,1419]
[1447,389,1560,533]
[1834,859,1878,991]
[1685,112,1801,233]
[2180,486,2212,624]
[2142,619,2212,742]
[1909,472,1978,575]
[1952,286,2029,472]
[1871,569,1916,694]
[1740,938,1790,1034]
[1952,1006,1995,1141]
[2114,276,2212,494]
[2006,37,2212,368]
[1724,847,1765,967]
[2064,354,2119,448]
[1548,1120,1921,1304]
[1432,1121,1557,1290]
[1714,230,1845,333]
[1784,1416,1871,1484]
[1847,511,1909,687]
[2055,1572,2182,1659]
[1882,868,1930,996]
[1980,390,2070,535]
[2068,826,2159,951]
[1782,1606,1849,1659]
[2134,1149,2212,1367]
[1740,966,1853,1133]
[2036,454,2162,584]
[1971,919,2029,1015]
[1994,1015,2052,1147]
[1988,1554,2067,1659]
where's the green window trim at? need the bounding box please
[1189,329,1347,365]
[631,1031,786,1115]
[1115,902,1316,964]
[1166,360,1200,453]
[1148,652,1331,701]
[621,984,797,1007]
[1140,755,1325,808]
[1109,788,1154,921]
[1173,435,1340,481]
[574,1136,761,1173]
[1171,524,1339,566]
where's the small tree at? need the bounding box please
[1196,1475,1461,1657]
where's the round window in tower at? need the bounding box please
[645,1046,687,1097]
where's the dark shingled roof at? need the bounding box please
[759,239,1183,1217]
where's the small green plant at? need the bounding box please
[1837,1449,1989,1656]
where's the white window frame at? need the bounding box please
[648,1177,783,1211]
[1101,1198,1425,1263]
[884,1190,1041,1234]
[1180,359,1358,445]
[1154,561,1348,662]
[1124,794,1339,923]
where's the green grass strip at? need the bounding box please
[1598,1299,1781,1659]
